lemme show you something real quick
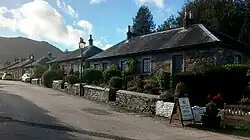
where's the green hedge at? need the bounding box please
[109,76,123,89]
[103,68,122,83]
[173,64,250,105]
[82,68,102,84]
[65,75,78,85]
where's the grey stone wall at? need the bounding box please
[52,80,63,90]
[83,85,110,102]
[115,90,160,114]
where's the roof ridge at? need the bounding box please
[197,24,220,42]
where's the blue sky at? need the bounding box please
[0,0,185,51]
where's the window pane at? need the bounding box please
[120,61,127,71]
[143,58,150,73]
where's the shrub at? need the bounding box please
[103,67,122,83]
[54,69,64,80]
[84,60,90,69]
[123,59,137,75]
[173,64,250,105]
[42,69,58,88]
[65,75,78,85]
[68,69,74,75]
[159,72,171,90]
[109,76,123,89]
[82,68,102,84]
[239,97,250,105]
[33,65,48,78]
[174,82,186,97]
[143,77,160,95]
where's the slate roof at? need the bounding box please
[88,24,249,60]
[8,59,34,70]
[24,56,54,68]
[48,45,103,63]
[0,61,20,70]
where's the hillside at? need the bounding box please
[0,37,65,66]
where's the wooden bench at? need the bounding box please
[222,103,250,127]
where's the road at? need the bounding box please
[0,80,248,140]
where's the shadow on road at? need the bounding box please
[0,89,137,140]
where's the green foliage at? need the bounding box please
[50,63,60,70]
[143,77,160,95]
[82,68,102,84]
[132,5,156,36]
[103,67,122,83]
[155,70,171,90]
[174,82,186,97]
[123,59,137,75]
[109,76,123,89]
[68,69,74,75]
[54,69,64,80]
[42,69,58,88]
[239,97,250,105]
[33,65,48,78]
[157,15,180,31]
[174,64,250,105]
[74,71,80,78]
[65,75,78,85]
[84,60,90,69]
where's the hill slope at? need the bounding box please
[0,37,65,65]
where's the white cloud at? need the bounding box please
[94,36,113,50]
[56,0,78,18]
[0,0,91,49]
[89,0,106,4]
[78,20,93,35]
[116,27,127,35]
[135,0,164,8]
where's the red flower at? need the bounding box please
[213,95,220,100]
[207,94,211,99]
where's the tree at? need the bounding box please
[132,5,156,36]
[157,15,180,31]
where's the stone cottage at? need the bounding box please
[47,35,103,74]
[88,12,250,75]
[7,58,34,80]
[24,52,56,73]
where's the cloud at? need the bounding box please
[116,27,127,35]
[94,36,113,50]
[56,0,78,18]
[0,0,91,49]
[135,0,164,8]
[78,20,93,35]
[89,0,106,4]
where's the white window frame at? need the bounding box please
[142,58,151,73]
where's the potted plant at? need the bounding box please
[202,94,222,128]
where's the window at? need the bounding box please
[102,63,108,70]
[94,64,99,69]
[142,58,151,73]
[120,60,127,71]
[234,55,241,64]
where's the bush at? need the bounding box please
[42,69,58,88]
[82,68,102,84]
[33,65,48,78]
[103,67,122,83]
[54,69,64,80]
[65,75,78,85]
[239,97,250,105]
[143,77,160,95]
[173,64,250,105]
[109,76,123,89]
[159,72,171,89]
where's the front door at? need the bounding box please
[172,54,184,74]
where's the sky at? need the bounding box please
[0,0,185,51]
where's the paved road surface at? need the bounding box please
[0,80,248,140]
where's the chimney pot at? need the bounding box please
[126,25,132,40]
[88,34,93,46]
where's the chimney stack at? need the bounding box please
[183,8,193,29]
[126,25,132,40]
[88,34,93,46]
[48,52,52,58]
